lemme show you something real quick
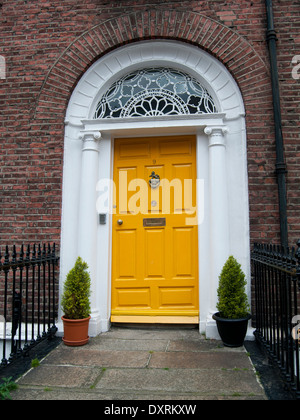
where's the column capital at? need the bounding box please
[204,125,228,137]
[204,126,228,147]
[79,130,102,152]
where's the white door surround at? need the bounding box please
[59,40,251,339]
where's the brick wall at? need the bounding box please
[0,0,299,249]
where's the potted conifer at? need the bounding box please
[213,256,251,347]
[61,257,91,346]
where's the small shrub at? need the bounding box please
[0,378,18,401]
[216,256,250,319]
[61,257,91,320]
[31,358,40,368]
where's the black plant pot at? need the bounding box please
[213,312,251,348]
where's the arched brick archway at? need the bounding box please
[34,9,270,123]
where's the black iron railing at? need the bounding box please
[0,244,59,368]
[251,241,300,399]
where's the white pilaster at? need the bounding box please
[205,126,230,338]
[78,130,102,335]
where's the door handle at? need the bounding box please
[117,219,123,226]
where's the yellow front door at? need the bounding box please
[111,135,199,324]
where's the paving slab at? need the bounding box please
[87,337,169,352]
[148,351,252,369]
[44,347,150,368]
[167,339,245,352]
[101,327,202,341]
[11,388,264,401]
[17,365,102,388]
[95,367,264,397]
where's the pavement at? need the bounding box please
[10,326,268,401]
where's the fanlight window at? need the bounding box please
[94,68,217,119]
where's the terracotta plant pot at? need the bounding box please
[61,316,91,347]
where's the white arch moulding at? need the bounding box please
[60,40,252,340]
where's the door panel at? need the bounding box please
[111,135,199,323]
[116,288,151,308]
[116,230,137,278]
[159,287,195,308]
[145,229,165,278]
[173,227,193,277]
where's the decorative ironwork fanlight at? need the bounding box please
[94,68,217,119]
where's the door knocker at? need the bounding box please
[149,171,160,189]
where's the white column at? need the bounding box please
[204,126,230,336]
[78,130,101,334]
